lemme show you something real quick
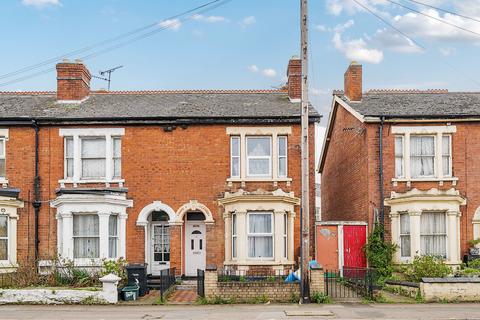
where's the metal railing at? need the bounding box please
[157,267,176,297]
[197,269,205,297]
[325,267,379,299]
[217,268,290,283]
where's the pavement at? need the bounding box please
[1,303,480,320]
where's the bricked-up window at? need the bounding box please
[246,137,272,177]
[73,214,100,259]
[112,137,121,179]
[81,137,106,179]
[420,211,447,258]
[399,213,410,257]
[230,136,240,178]
[232,213,237,259]
[65,137,74,178]
[247,212,273,259]
[109,215,118,258]
[278,136,288,177]
[0,138,6,178]
[0,215,8,261]
[410,135,435,178]
[442,135,451,177]
[394,136,404,178]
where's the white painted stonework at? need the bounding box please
[0,196,24,272]
[219,188,299,268]
[386,188,466,265]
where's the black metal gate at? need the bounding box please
[197,269,205,297]
[325,267,377,299]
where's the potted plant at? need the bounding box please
[468,239,480,255]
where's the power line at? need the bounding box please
[402,0,480,24]
[0,0,227,81]
[0,0,232,88]
[384,0,480,38]
[351,0,480,88]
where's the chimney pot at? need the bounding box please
[344,62,362,102]
[286,56,301,101]
[56,61,91,102]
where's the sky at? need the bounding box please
[1,0,480,128]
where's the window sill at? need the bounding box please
[59,179,125,187]
[392,177,458,187]
[227,177,292,187]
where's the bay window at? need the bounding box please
[232,213,237,259]
[283,213,288,259]
[109,215,118,258]
[246,137,272,177]
[73,214,100,259]
[0,215,8,261]
[247,212,273,258]
[420,212,447,258]
[399,213,410,257]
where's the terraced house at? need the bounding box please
[319,62,480,269]
[0,57,319,277]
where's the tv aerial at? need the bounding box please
[93,65,123,91]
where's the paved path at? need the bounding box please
[1,303,480,320]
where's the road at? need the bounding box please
[0,303,480,320]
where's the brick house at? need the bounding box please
[319,62,480,267]
[0,57,319,277]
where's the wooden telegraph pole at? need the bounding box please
[300,0,310,304]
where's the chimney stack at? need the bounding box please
[56,59,91,102]
[287,56,301,101]
[344,61,362,102]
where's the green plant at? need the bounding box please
[468,238,480,248]
[239,276,246,283]
[364,223,397,281]
[155,296,165,305]
[265,275,276,282]
[405,256,451,282]
[211,295,234,304]
[415,289,424,303]
[290,292,300,303]
[468,259,480,269]
[102,258,127,282]
[196,296,209,305]
[311,291,331,304]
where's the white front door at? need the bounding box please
[185,222,206,276]
[150,223,170,275]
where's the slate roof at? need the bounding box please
[0,90,320,124]
[337,90,480,119]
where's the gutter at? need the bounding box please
[32,120,41,264]
[379,116,385,239]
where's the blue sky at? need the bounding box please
[2,0,480,126]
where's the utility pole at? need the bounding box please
[300,0,310,304]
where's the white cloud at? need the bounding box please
[192,14,229,23]
[159,18,182,31]
[439,47,455,56]
[326,0,390,16]
[248,65,277,78]
[311,88,330,96]
[22,0,61,8]
[262,69,277,77]
[247,65,259,72]
[315,24,328,32]
[333,32,384,64]
[240,16,256,28]
[370,28,423,53]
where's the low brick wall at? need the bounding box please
[420,278,480,302]
[384,280,420,299]
[204,266,324,303]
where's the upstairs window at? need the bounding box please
[230,136,240,178]
[410,136,435,178]
[395,136,404,178]
[246,137,272,177]
[0,138,5,178]
[278,136,288,177]
[442,135,451,177]
[113,137,122,179]
[81,137,106,179]
[65,137,74,179]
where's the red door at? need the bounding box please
[343,225,367,268]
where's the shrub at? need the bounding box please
[468,259,480,269]
[311,291,331,304]
[405,256,451,282]
[102,258,127,282]
[364,223,397,281]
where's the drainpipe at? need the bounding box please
[379,117,385,240]
[32,120,41,264]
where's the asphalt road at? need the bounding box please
[1,303,480,320]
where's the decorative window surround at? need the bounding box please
[219,188,299,267]
[59,128,125,187]
[51,193,132,266]
[226,127,292,187]
[472,208,480,243]
[391,126,457,187]
[0,129,9,187]
[385,188,465,265]
[0,196,24,271]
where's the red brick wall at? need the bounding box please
[321,105,369,223]
[56,63,91,101]
[9,122,316,272]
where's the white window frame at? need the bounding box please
[283,213,288,259]
[246,136,272,178]
[442,135,452,177]
[391,126,457,184]
[109,214,119,259]
[399,212,410,258]
[232,213,237,259]
[72,213,100,260]
[0,214,9,262]
[394,136,404,178]
[0,137,6,179]
[247,211,274,260]
[59,128,125,185]
[420,211,447,258]
[64,137,74,179]
[410,134,436,178]
[112,137,122,180]
[230,136,240,178]
[80,136,107,180]
[278,136,288,178]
